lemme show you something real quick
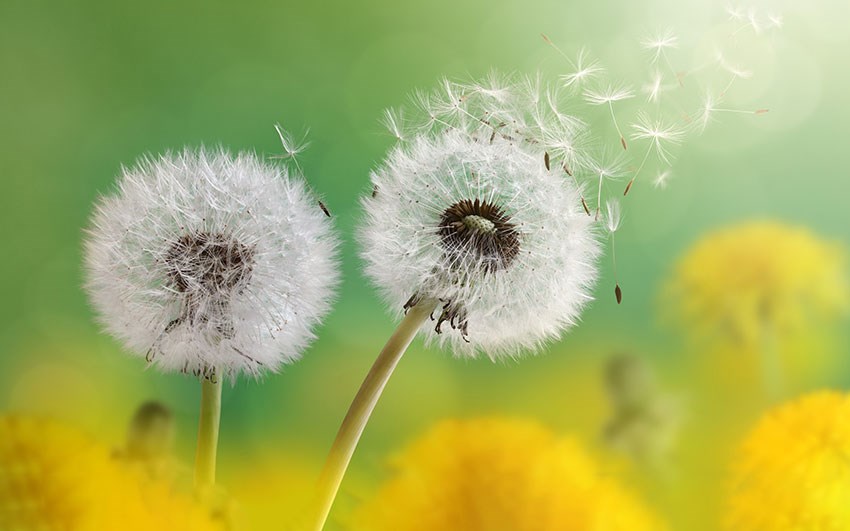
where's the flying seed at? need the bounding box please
[319,201,331,217]
[544,152,551,171]
[581,197,591,216]
[623,179,634,196]
[615,283,623,304]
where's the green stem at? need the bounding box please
[194,376,223,491]
[308,301,435,531]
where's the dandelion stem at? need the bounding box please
[309,301,435,531]
[194,376,223,492]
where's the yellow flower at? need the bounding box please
[0,415,221,531]
[665,221,847,346]
[725,391,850,530]
[350,418,664,531]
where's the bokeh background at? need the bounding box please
[2,0,849,529]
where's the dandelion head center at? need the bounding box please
[438,198,520,271]
[462,214,496,234]
[164,231,255,295]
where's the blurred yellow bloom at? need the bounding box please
[0,415,222,531]
[350,418,664,531]
[725,391,850,530]
[666,221,848,345]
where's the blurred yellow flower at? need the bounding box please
[666,221,848,345]
[725,391,850,530]
[0,415,222,531]
[350,418,664,531]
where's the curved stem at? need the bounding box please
[194,376,223,492]
[308,301,435,531]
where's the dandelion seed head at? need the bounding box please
[84,147,340,378]
[361,77,601,359]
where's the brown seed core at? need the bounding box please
[164,232,255,295]
[438,198,520,272]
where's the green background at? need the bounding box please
[2,0,849,528]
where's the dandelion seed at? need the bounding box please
[557,47,605,90]
[605,199,623,304]
[626,112,684,194]
[631,112,685,164]
[767,13,783,29]
[642,29,679,63]
[643,71,665,103]
[585,84,634,150]
[715,51,753,95]
[653,169,673,189]
[589,150,628,219]
[383,108,406,141]
[694,92,769,133]
[641,29,681,85]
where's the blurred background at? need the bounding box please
[1,0,849,529]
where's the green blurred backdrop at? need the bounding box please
[1,0,849,528]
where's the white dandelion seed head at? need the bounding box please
[84,147,340,379]
[362,78,601,359]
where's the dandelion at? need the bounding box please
[350,418,664,531]
[624,112,684,195]
[725,391,850,530]
[0,415,222,531]
[84,145,339,491]
[308,76,601,530]
[584,83,635,150]
[665,221,848,395]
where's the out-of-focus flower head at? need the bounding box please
[84,146,340,379]
[725,391,850,530]
[0,415,222,531]
[665,221,848,346]
[350,417,664,530]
